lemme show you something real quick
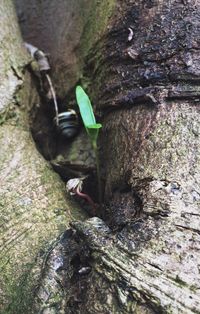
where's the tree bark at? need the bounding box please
[0,1,85,313]
[1,0,200,313]
[68,1,200,313]
[58,0,199,313]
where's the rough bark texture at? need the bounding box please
[71,0,200,313]
[0,1,85,313]
[1,0,200,313]
[29,0,200,312]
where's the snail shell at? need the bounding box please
[55,109,79,138]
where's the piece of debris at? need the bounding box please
[24,42,51,71]
[66,177,96,214]
[66,177,85,195]
[127,47,139,60]
[78,267,91,275]
[127,27,134,42]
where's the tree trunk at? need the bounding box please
[68,1,200,313]
[63,1,200,312]
[1,0,200,313]
[0,1,85,313]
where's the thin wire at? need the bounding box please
[45,74,59,125]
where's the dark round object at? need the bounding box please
[55,109,79,138]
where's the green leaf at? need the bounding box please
[75,85,102,203]
[75,86,96,127]
[75,86,102,145]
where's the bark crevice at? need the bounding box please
[1,0,200,313]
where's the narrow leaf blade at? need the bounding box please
[75,86,96,127]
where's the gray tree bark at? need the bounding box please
[1,0,200,314]
[71,1,200,313]
[0,1,85,313]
